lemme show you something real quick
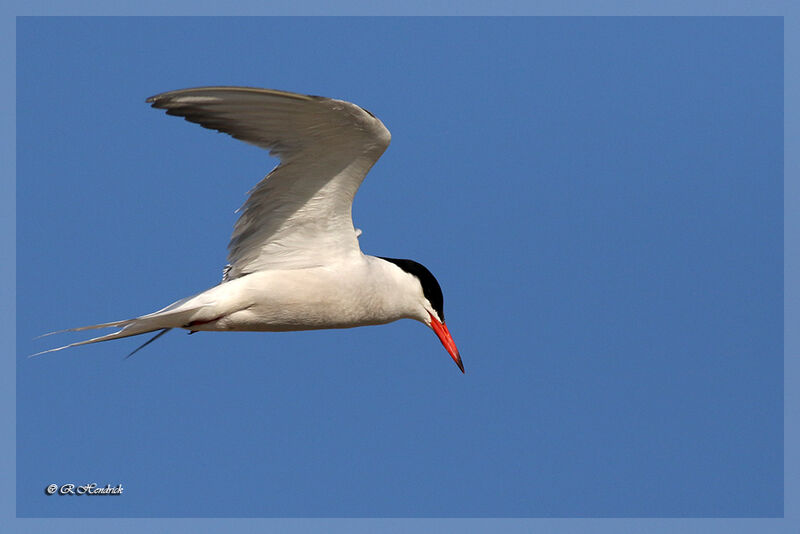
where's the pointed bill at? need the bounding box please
[429,313,463,373]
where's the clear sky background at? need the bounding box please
[16,17,782,517]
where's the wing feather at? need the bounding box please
[147,87,391,276]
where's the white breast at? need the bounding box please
[189,256,423,333]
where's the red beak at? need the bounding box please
[429,313,463,373]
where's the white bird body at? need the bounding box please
[147,257,428,333]
[35,86,463,372]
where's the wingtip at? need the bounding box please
[124,328,171,359]
[145,86,319,108]
[145,94,165,107]
[145,91,175,106]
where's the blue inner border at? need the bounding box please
[4,2,796,533]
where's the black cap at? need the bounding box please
[380,257,445,322]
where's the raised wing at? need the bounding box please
[146,86,391,278]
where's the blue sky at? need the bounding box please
[16,17,782,517]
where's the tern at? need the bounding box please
[35,86,463,372]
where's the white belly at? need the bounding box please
[184,260,412,333]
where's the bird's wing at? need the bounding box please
[146,86,391,278]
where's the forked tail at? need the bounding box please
[30,319,172,358]
[30,293,211,358]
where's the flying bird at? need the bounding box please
[35,87,463,372]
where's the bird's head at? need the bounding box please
[379,257,463,373]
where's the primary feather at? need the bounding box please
[147,87,391,277]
